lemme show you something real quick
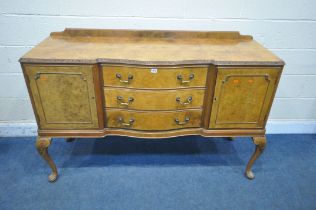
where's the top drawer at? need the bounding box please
[102,65,208,89]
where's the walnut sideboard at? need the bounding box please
[20,29,284,182]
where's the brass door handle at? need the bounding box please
[177,74,194,84]
[174,116,190,125]
[176,96,193,105]
[117,117,134,127]
[116,73,133,84]
[117,96,134,106]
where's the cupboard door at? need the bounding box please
[24,65,99,129]
[209,67,281,129]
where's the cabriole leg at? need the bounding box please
[245,136,266,180]
[36,137,58,182]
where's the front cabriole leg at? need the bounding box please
[245,136,266,180]
[36,137,58,182]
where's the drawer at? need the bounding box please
[106,109,202,130]
[104,88,205,110]
[102,65,208,88]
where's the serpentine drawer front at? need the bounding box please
[104,88,205,110]
[106,109,202,130]
[20,29,284,182]
[102,65,208,88]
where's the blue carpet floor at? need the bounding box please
[0,134,315,210]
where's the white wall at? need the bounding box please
[0,0,315,134]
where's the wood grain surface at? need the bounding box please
[102,65,208,88]
[23,64,99,129]
[209,67,281,128]
[106,108,202,131]
[104,87,205,110]
[20,29,284,65]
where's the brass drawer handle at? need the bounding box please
[116,73,133,84]
[117,117,134,127]
[117,96,134,106]
[34,73,41,80]
[176,96,193,105]
[177,74,194,84]
[174,116,190,125]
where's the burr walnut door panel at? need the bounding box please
[209,67,281,129]
[24,65,99,129]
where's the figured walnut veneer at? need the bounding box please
[20,29,284,182]
[209,67,280,129]
[102,65,208,88]
[24,65,99,129]
[106,108,202,130]
[104,88,205,110]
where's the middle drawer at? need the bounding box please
[104,88,205,110]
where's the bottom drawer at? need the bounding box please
[106,109,202,131]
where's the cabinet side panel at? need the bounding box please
[21,63,41,127]
[202,65,217,128]
[93,64,105,128]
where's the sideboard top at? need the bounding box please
[20,28,284,66]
